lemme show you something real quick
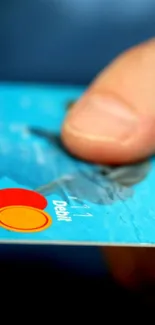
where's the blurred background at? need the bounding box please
[0,0,155,85]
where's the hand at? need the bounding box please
[61,39,155,295]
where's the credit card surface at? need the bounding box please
[0,83,154,246]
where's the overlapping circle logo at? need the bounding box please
[0,188,52,233]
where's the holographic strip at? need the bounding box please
[29,127,151,188]
[98,160,151,186]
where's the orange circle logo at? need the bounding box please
[0,206,52,233]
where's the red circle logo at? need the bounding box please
[0,188,47,210]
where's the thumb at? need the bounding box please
[62,39,155,165]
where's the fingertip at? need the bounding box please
[62,113,155,165]
[62,37,155,165]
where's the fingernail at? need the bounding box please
[64,95,139,141]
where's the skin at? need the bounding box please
[61,38,155,296]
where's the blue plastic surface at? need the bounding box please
[0,83,154,246]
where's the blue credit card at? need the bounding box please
[0,82,154,246]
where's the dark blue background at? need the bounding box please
[0,0,155,84]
